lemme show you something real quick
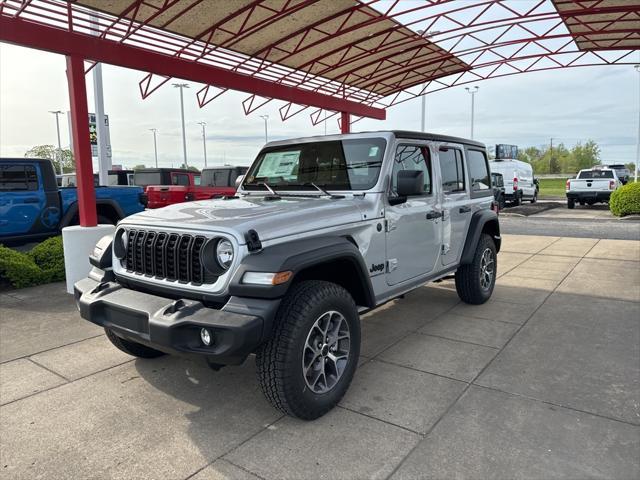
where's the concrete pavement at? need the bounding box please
[1,234,639,479]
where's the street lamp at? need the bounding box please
[197,121,208,167]
[173,83,189,167]
[635,65,639,182]
[260,115,269,144]
[465,86,479,140]
[416,30,439,132]
[49,110,64,175]
[149,128,158,168]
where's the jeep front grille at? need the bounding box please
[122,229,216,285]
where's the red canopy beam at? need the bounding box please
[0,15,386,120]
[66,54,97,227]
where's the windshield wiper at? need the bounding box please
[257,181,280,197]
[303,183,344,199]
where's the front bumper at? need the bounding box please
[74,276,280,365]
[566,191,611,202]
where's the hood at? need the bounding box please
[119,194,371,243]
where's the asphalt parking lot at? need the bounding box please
[1,234,639,479]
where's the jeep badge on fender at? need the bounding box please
[75,131,500,420]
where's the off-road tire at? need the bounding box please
[97,214,116,225]
[567,198,575,209]
[255,280,360,420]
[455,234,497,305]
[512,191,522,206]
[105,328,165,358]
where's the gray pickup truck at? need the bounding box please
[75,131,500,420]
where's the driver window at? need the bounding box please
[391,145,431,194]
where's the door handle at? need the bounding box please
[23,198,40,204]
[459,206,471,213]
[426,211,443,220]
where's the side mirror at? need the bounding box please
[397,170,424,197]
[235,175,244,188]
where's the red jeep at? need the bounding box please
[145,166,247,209]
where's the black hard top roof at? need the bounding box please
[391,131,485,149]
[134,168,192,173]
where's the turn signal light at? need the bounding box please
[513,177,518,191]
[566,179,571,191]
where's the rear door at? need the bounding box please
[0,162,51,236]
[385,142,442,285]
[438,145,471,266]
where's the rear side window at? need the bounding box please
[578,170,614,179]
[439,148,465,193]
[467,149,491,191]
[172,173,190,186]
[0,165,38,191]
[391,145,432,194]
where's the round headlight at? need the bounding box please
[216,239,234,270]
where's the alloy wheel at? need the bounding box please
[479,248,495,290]
[302,311,351,394]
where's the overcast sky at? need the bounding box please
[1,41,638,170]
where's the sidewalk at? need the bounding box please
[1,234,639,479]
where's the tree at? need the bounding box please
[180,164,200,173]
[25,145,74,173]
[134,164,147,170]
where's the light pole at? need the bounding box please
[465,86,479,140]
[173,83,189,167]
[421,88,427,132]
[260,115,269,144]
[635,65,639,182]
[149,128,158,168]
[49,110,64,175]
[197,121,208,167]
[416,30,439,132]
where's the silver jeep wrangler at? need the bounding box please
[76,130,500,420]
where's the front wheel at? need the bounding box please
[455,234,497,305]
[530,191,537,203]
[255,280,360,420]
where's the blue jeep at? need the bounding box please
[0,158,145,244]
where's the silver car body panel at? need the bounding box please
[114,131,491,305]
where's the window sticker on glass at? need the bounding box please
[368,146,379,157]
[256,151,300,179]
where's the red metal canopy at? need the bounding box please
[0,0,637,226]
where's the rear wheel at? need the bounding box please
[97,214,116,225]
[255,280,360,420]
[579,200,586,206]
[567,198,575,209]
[455,234,497,305]
[512,191,522,206]
[530,191,538,203]
[105,328,165,358]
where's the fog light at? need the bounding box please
[200,328,212,346]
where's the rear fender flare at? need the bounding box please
[460,210,501,265]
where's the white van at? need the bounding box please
[489,159,537,205]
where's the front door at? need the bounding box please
[385,143,442,286]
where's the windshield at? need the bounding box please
[578,170,614,179]
[243,138,387,191]
[134,172,162,187]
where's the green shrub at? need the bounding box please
[610,182,640,217]
[0,236,66,289]
[29,236,66,282]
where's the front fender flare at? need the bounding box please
[228,236,375,307]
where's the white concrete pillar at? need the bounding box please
[62,224,115,294]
